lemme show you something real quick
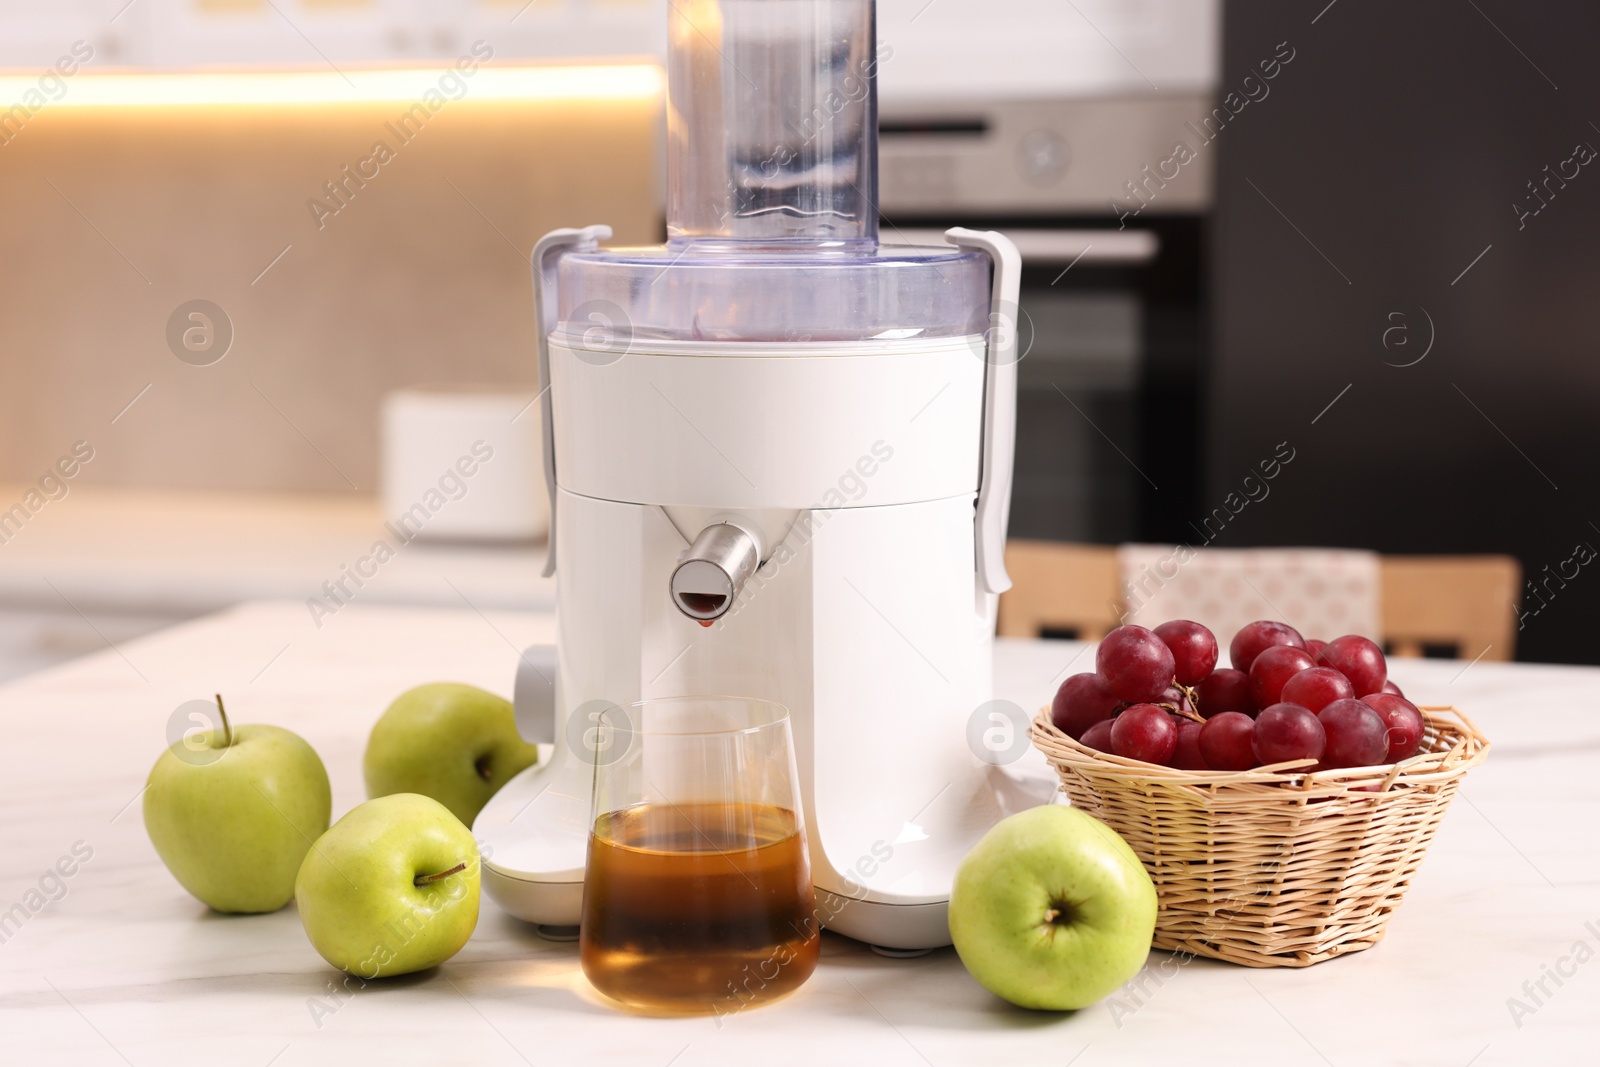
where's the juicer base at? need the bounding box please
[868,945,936,959]
[481,862,583,926]
[815,890,953,952]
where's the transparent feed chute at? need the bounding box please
[555,0,990,346]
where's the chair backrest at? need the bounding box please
[998,541,1522,661]
[1115,544,1381,646]
[1379,555,1521,662]
[997,541,1121,640]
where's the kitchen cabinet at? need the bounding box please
[1210,0,1600,663]
[0,485,553,683]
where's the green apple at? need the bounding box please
[143,699,331,914]
[948,804,1157,1011]
[363,683,538,828]
[295,793,479,977]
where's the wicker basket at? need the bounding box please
[1030,706,1489,967]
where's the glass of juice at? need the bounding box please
[578,697,819,1015]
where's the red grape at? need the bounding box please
[1306,638,1328,663]
[1110,702,1178,765]
[1153,620,1219,685]
[1280,666,1355,713]
[1200,711,1258,771]
[1253,703,1326,766]
[1321,635,1388,698]
[1364,693,1426,761]
[1051,673,1121,739]
[1229,620,1305,673]
[1317,698,1390,769]
[1096,625,1177,703]
[1080,718,1114,753]
[1249,645,1317,709]
[1196,668,1255,718]
[1172,718,1208,770]
[1377,678,1405,699]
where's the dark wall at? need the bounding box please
[1212,0,1600,663]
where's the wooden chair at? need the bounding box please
[998,541,1522,660]
[996,541,1121,640]
[1378,555,1521,662]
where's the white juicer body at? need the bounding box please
[476,229,1039,950]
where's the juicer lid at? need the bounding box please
[554,240,990,344]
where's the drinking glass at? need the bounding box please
[578,697,819,1015]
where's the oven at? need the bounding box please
[878,95,1213,547]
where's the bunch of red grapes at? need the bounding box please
[1051,620,1427,772]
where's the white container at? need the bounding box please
[380,386,547,543]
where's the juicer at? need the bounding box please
[475,0,1041,951]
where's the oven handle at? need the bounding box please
[891,227,1158,268]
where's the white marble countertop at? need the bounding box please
[0,485,554,617]
[0,601,1592,1066]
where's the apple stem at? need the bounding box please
[214,693,232,748]
[415,861,468,887]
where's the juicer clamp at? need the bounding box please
[531,224,612,581]
[945,227,1021,596]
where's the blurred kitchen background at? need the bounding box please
[1,0,1596,677]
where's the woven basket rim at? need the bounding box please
[1031,704,1489,791]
